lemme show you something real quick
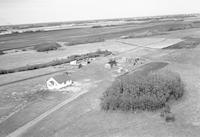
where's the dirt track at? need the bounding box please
[6,85,90,137]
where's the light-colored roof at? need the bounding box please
[50,73,72,84]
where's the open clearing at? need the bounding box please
[1,15,200,137]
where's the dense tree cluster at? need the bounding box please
[101,70,184,111]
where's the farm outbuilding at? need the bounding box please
[104,63,112,69]
[46,73,73,90]
[70,60,77,65]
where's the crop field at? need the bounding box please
[0,18,200,51]
[1,14,200,137]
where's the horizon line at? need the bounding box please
[0,13,199,27]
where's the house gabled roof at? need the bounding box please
[50,73,72,84]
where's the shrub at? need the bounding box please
[160,104,171,117]
[91,25,103,28]
[101,70,185,111]
[78,64,83,69]
[108,59,117,68]
[165,113,175,122]
[0,51,4,55]
[34,43,61,52]
[22,49,27,51]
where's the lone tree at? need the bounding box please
[108,59,117,68]
[78,64,82,69]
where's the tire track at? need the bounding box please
[6,88,89,137]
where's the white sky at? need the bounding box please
[0,0,200,25]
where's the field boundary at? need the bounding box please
[0,69,67,87]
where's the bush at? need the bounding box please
[91,25,103,28]
[165,113,175,122]
[160,104,171,117]
[0,51,4,55]
[160,104,176,122]
[101,70,185,111]
[34,43,61,52]
[108,58,117,68]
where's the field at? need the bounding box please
[1,14,200,137]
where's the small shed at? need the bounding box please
[70,60,77,65]
[104,63,112,69]
[46,73,73,90]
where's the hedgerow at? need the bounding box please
[0,50,112,75]
[34,43,61,52]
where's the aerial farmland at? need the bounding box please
[1,14,200,137]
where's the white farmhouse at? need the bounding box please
[46,73,73,90]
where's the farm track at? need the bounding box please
[117,39,167,49]
[6,88,90,137]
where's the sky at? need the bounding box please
[0,0,200,25]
